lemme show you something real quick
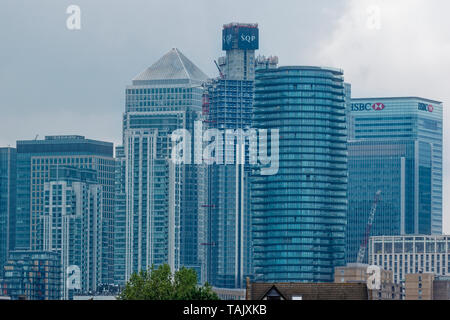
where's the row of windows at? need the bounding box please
[127,87,192,95]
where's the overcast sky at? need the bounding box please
[0,0,449,231]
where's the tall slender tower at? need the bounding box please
[252,66,347,283]
[122,48,208,280]
[205,23,266,289]
[40,166,103,299]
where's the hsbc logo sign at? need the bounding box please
[372,103,385,110]
[351,102,386,112]
[418,103,434,113]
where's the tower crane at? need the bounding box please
[214,60,224,79]
[356,190,382,264]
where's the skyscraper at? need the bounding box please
[0,147,16,273]
[346,96,443,263]
[252,66,347,282]
[204,23,274,289]
[15,135,115,284]
[114,146,126,286]
[122,48,208,281]
[39,166,103,299]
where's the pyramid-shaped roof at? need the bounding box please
[133,48,208,82]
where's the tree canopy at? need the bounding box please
[118,264,219,300]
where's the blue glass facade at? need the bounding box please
[122,48,207,281]
[0,148,16,274]
[252,66,347,282]
[15,136,115,284]
[346,96,443,263]
[114,146,126,286]
[39,166,103,299]
[2,250,61,300]
[205,79,254,289]
[204,23,268,289]
[347,140,416,263]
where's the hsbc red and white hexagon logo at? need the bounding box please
[418,103,434,113]
[371,103,385,111]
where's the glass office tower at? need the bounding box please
[39,166,103,299]
[15,135,115,284]
[205,80,254,289]
[346,96,443,263]
[122,48,207,281]
[252,66,347,282]
[0,148,16,273]
[204,23,278,289]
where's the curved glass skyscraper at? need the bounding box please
[252,66,347,282]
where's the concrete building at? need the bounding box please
[403,273,450,300]
[219,22,259,80]
[346,95,443,263]
[369,235,450,284]
[432,276,450,300]
[404,273,434,300]
[335,263,402,300]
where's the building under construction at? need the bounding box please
[203,23,277,289]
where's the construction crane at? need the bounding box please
[356,190,382,264]
[214,60,224,79]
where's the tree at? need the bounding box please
[118,264,219,300]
